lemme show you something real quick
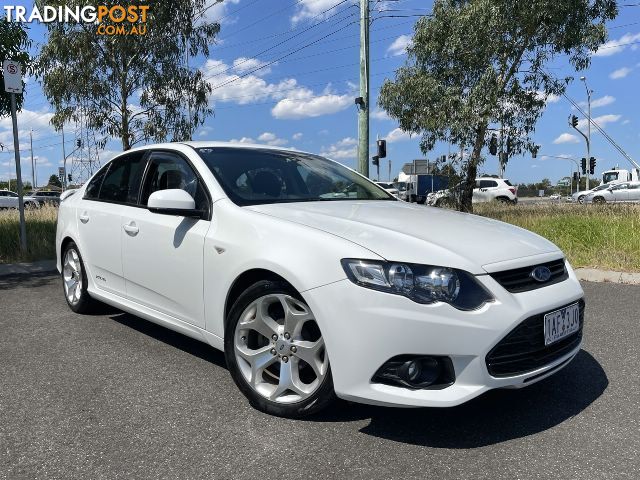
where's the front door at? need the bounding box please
[121,151,211,328]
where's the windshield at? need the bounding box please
[377,182,394,189]
[196,147,393,206]
[592,184,608,192]
[602,172,619,183]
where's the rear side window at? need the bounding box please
[84,165,110,200]
[479,180,498,188]
[97,151,147,204]
[504,180,513,186]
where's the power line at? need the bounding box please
[201,1,354,79]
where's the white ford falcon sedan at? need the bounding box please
[56,142,585,418]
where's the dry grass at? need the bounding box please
[474,202,640,272]
[1,202,639,272]
[0,206,58,263]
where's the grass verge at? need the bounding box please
[474,202,640,272]
[0,206,58,264]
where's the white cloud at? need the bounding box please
[387,35,412,56]
[577,114,621,130]
[196,0,241,25]
[386,127,412,143]
[534,91,561,104]
[271,90,351,119]
[232,57,272,76]
[371,108,391,120]
[594,32,640,57]
[609,67,632,79]
[257,132,288,146]
[291,0,341,24]
[321,137,358,160]
[579,95,615,109]
[553,133,580,144]
[292,132,303,140]
[228,137,255,144]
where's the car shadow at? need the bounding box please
[104,310,607,448]
[109,311,227,369]
[313,350,608,448]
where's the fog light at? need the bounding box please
[372,355,454,390]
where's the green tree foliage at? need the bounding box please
[0,20,32,117]
[48,174,62,188]
[379,0,617,212]
[37,0,220,150]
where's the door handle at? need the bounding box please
[123,222,139,236]
[79,212,89,223]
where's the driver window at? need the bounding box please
[141,152,209,214]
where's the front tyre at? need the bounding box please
[224,280,335,418]
[62,242,96,313]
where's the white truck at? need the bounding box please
[601,166,640,185]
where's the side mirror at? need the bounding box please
[148,189,204,219]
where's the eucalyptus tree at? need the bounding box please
[0,19,32,117]
[379,0,617,212]
[38,0,220,150]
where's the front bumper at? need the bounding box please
[302,265,584,407]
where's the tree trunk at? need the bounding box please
[459,123,488,213]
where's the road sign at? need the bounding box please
[3,60,23,93]
[58,167,65,181]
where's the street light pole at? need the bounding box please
[580,76,592,191]
[357,0,370,177]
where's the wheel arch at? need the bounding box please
[224,268,296,325]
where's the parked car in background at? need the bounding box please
[549,194,561,201]
[24,190,62,207]
[429,177,517,206]
[56,142,584,418]
[393,181,408,201]
[0,190,19,209]
[584,181,640,204]
[571,183,609,204]
[0,190,40,208]
[375,182,399,198]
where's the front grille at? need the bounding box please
[490,258,568,293]
[486,299,585,377]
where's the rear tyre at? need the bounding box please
[224,280,335,418]
[62,242,97,314]
[593,196,606,204]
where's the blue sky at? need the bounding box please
[1,0,639,187]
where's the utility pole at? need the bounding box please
[61,125,67,191]
[581,76,592,191]
[388,159,391,182]
[357,0,370,177]
[30,128,35,189]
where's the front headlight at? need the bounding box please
[341,259,493,311]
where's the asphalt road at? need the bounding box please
[1,274,638,480]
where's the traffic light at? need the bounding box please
[589,157,596,175]
[372,155,379,166]
[581,157,587,175]
[573,172,580,182]
[570,115,579,128]
[376,139,386,159]
[68,174,72,182]
[489,134,498,155]
[76,139,82,148]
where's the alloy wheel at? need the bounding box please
[63,248,83,306]
[234,294,327,404]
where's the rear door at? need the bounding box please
[77,151,147,296]
[610,184,629,203]
[625,183,640,203]
[121,150,211,328]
